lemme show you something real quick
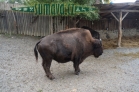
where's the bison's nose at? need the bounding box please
[95,53,102,58]
[94,55,99,58]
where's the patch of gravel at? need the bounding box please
[0,34,139,92]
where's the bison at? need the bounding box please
[34,28,103,80]
[81,26,100,40]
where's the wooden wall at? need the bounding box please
[0,3,138,36]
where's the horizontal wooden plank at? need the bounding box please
[99,9,139,13]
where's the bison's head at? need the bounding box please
[93,39,103,58]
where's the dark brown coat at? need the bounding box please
[34,28,103,80]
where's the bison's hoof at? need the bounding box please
[75,72,79,75]
[75,71,80,75]
[75,69,80,75]
[47,75,55,80]
[49,76,55,80]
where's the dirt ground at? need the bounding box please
[102,36,139,49]
[0,34,139,92]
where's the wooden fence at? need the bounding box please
[0,3,72,36]
[0,10,74,36]
[0,3,138,36]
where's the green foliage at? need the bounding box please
[25,0,99,20]
[0,0,5,2]
[0,0,23,3]
[8,0,17,3]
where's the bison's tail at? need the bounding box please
[34,41,41,62]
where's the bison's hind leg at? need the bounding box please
[42,59,55,80]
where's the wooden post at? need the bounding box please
[50,16,53,34]
[111,11,129,47]
[10,7,18,34]
[118,11,122,47]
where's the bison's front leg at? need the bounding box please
[42,59,55,80]
[73,61,80,75]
